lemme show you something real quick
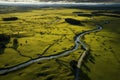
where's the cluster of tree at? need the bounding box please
[2,17,18,21]
[0,34,10,42]
[65,18,83,26]
[0,34,10,54]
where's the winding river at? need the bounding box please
[0,25,102,75]
[75,25,102,80]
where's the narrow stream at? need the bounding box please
[75,25,102,80]
[0,25,102,75]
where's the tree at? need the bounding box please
[13,38,19,49]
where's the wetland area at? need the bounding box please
[0,2,120,80]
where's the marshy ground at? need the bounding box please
[0,6,120,80]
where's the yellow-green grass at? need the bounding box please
[0,59,74,80]
[1,8,119,80]
[0,48,30,68]
[82,16,120,80]
[0,8,95,80]
[0,8,91,68]
[0,45,83,80]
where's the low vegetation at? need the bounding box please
[65,18,83,26]
[0,7,120,80]
[2,17,18,21]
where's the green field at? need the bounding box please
[0,7,120,80]
[82,16,120,80]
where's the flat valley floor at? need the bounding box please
[0,7,120,80]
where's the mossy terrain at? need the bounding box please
[0,8,90,80]
[0,7,120,80]
[81,16,120,80]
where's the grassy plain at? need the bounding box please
[82,16,120,80]
[0,8,91,80]
[0,7,120,80]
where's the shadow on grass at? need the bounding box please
[36,72,48,78]
[74,11,120,18]
[0,34,10,54]
[69,60,91,80]
[12,38,19,50]
[84,50,96,64]
[74,49,96,80]
[55,59,72,71]
[0,46,5,54]
[82,63,91,72]
[91,11,120,18]
[79,68,91,80]
[2,17,18,21]
[65,18,84,26]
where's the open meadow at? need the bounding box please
[0,5,120,80]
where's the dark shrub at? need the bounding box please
[13,39,18,45]
[77,14,92,17]
[13,38,19,49]
[0,34,10,54]
[2,17,18,21]
[70,60,77,69]
[65,18,83,26]
[0,43,6,48]
[0,34,10,42]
